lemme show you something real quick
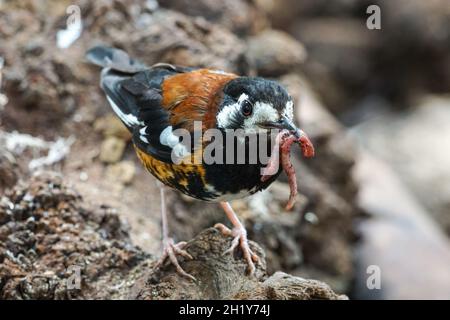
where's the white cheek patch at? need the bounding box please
[216,103,239,129]
[106,96,143,127]
[216,93,249,129]
[243,102,278,129]
[283,100,294,120]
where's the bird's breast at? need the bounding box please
[134,144,280,202]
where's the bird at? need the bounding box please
[85,46,314,280]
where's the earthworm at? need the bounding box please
[261,129,315,210]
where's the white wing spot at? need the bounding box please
[139,126,148,143]
[160,126,177,147]
[159,126,189,159]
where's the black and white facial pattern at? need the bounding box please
[217,77,294,131]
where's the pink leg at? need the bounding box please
[215,202,259,275]
[155,186,195,280]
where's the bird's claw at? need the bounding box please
[155,238,196,281]
[214,223,259,276]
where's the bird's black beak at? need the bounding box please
[259,115,315,158]
[260,115,302,138]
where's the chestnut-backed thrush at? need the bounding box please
[86,46,314,280]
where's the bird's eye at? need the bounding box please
[241,99,253,117]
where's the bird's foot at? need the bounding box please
[214,223,259,276]
[155,238,195,281]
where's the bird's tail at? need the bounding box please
[85,46,147,131]
[85,46,147,73]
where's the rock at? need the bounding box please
[352,152,450,299]
[79,3,250,73]
[0,173,149,299]
[94,114,131,141]
[257,271,347,300]
[132,228,346,300]
[99,137,126,164]
[128,9,249,73]
[0,174,346,300]
[246,30,307,77]
[0,146,18,193]
[159,0,268,35]
[105,161,136,185]
[254,0,361,30]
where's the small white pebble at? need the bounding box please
[73,113,83,123]
[146,0,159,11]
[79,172,88,181]
[23,193,34,202]
[0,94,8,109]
[7,201,14,210]
[304,212,319,224]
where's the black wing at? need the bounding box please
[86,46,194,163]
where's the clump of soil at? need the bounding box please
[0,173,150,299]
[0,174,346,300]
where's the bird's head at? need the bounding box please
[216,77,298,135]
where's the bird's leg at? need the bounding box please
[214,202,259,275]
[154,185,195,280]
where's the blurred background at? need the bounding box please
[0,0,449,299]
